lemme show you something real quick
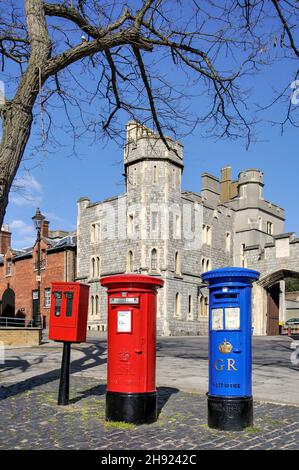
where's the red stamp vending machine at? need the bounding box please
[49,282,89,343]
[48,281,89,405]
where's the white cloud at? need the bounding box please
[10,220,35,235]
[10,174,43,207]
[9,219,36,249]
[13,236,36,250]
[10,194,43,207]
[43,211,64,223]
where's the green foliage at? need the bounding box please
[285,277,299,292]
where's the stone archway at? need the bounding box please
[1,287,15,318]
[257,269,299,335]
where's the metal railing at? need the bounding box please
[0,317,42,328]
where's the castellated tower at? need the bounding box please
[123,121,185,278]
[237,169,264,203]
[124,120,183,200]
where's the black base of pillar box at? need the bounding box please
[207,395,253,431]
[106,391,157,424]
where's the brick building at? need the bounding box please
[0,221,76,328]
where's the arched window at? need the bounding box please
[175,251,180,274]
[90,296,94,316]
[199,295,208,317]
[96,257,100,277]
[175,292,181,317]
[91,257,95,278]
[95,295,99,315]
[127,250,133,272]
[201,258,205,272]
[151,248,158,271]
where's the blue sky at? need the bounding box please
[1,2,298,249]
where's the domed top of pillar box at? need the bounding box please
[100,274,164,291]
[201,267,260,287]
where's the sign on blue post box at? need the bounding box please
[202,267,260,431]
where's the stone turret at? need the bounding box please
[237,169,264,202]
[124,121,183,171]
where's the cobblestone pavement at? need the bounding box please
[0,375,298,450]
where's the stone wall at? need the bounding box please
[0,327,42,346]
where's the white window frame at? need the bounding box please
[44,288,51,308]
[267,221,273,235]
[240,185,247,199]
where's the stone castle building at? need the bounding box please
[77,121,295,336]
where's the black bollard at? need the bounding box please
[58,341,71,405]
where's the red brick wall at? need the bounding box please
[0,248,76,327]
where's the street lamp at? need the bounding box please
[32,208,45,328]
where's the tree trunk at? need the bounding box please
[0,102,34,225]
[0,0,51,227]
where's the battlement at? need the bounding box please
[124,121,183,169]
[238,169,264,186]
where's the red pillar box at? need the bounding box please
[49,282,89,343]
[100,274,164,424]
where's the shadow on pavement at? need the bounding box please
[157,386,179,417]
[0,342,106,402]
[69,383,107,404]
[68,385,180,418]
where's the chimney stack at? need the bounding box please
[220,166,238,202]
[41,220,49,238]
[0,224,11,254]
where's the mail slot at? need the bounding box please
[49,282,89,343]
[202,267,260,431]
[100,274,164,424]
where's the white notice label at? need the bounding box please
[212,308,224,330]
[225,307,240,330]
[117,310,132,333]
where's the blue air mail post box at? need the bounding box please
[201,267,260,431]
